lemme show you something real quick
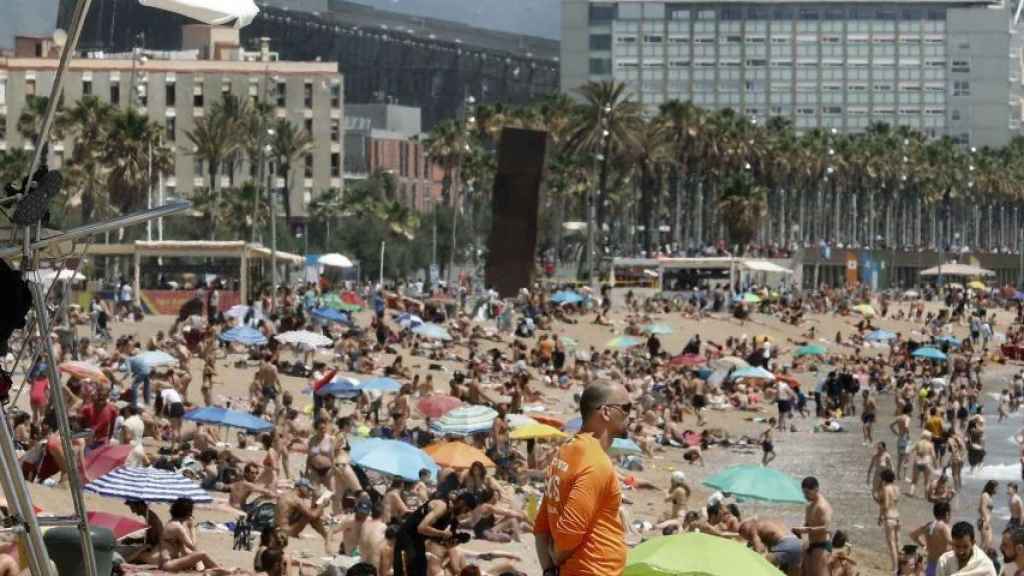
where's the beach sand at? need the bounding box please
[14,296,1019,576]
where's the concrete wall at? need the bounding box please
[0,0,57,49]
[346,103,422,137]
[948,2,1011,147]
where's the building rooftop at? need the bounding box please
[597,0,998,4]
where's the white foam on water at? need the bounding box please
[969,463,1022,481]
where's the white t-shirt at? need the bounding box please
[120,284,133,303]
[123,415,145,446]
[161,388,183,405]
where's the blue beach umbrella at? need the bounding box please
[183,406,273,433]
[642,324,674,335]
[316,376,361,398]
[550,291,584,305]
[609,438,643,457]
[912,346,947,361]
[219,326,267,346]
[350,439,438,481]
[865,330,897,342]
[85,467,212,503]
[128,351,178,376]
[729,366,776,381]
[413,323,452,341]
[359,376,403,393]
[311,307,350,324]
[934,335,961,348]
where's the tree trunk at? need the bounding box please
[694,179,704,250]
[209,162,220,241]
[670,168,682,252]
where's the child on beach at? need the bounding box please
[761,419,777,466]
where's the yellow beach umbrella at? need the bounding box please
[853,304,876,317]
[968,280,987,290]
[510,422,567,441]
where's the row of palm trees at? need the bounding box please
[426,80,1024,268]
[0,93,319,243]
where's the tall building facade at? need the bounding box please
[0,28,343,221]
[563,0,1010,147]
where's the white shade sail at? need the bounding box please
[139,0,259,28]
[919,262,995,277]
[319,253,354,268]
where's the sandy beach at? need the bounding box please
[10,293,1022,576]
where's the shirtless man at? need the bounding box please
[909,432,937,498]
[1009,483,1024,531]
[738,517,802,576]
[908,502,952,576]
[357,499,388,571]
[866,441,894,501]
[890,405,913,483]
[794,476,833,576]
[229,463,276,512]
[335,494,374,556]
[861,389,877,445]
[255,355,282,405]
[276,479,331,553]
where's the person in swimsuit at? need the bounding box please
[979,480,997,553]
[158,497,228,574]
[1009,483,1024,532]
[910,502,952,576]
[795,476,833,576]
[762,419,777,467]
[276,479,332,553]
[890,405,913,483]
[393,491,479,576]
[866,441,894,502]
[861,389,877,446]
[910,431,937,498]
[739,517,802,576]
[876,468,901,574]
[306,419,336,490]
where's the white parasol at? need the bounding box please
[319,253,355,268]
[274,330,333,348]
[139,0,259,28]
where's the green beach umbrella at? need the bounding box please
[794,344,827,358]
[642,324,674,335]
[559,336,579,348]
[702,464,805,504]
[607,335,644,349]
[322,293,343,308]
[741,292,762,303]
[626,532,785,576]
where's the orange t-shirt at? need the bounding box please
[534,433,627,576]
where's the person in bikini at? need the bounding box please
[909,502,952,576]
[876,468,901,574]
[159,497,231,574]
[794,476,833,576]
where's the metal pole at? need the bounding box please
[379,241,386,288]
[270,166,278,312]
[146,141,153,241]
[587,156,598,290]
[29,282,98,576]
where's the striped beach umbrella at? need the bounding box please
[84,467,212,503]
[430,405,498,436]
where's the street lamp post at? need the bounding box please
[269,159,278,312]
[587,104,611,292]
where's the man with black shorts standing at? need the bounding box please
[777,380,796,432]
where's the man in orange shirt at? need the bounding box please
[534,382,629,576]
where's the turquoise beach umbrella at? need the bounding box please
[794,344,827,357]
[702,464,805,504]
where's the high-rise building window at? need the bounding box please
[25,79,36,99]
[953,80,970,96]
[304,118,313,135]
[165,116,176,140]
[194,84,204,108]
[304,154,314,178]
[276,82,287,107]
[330,152,340,177]
[0,114,6,141]
[166,82,176,107]
[82,80,92,96]
[590,59,612,75]
[304,81,313,109]
[110,82,120,105]
[590,3,617,22]
[330,83,341,108]
[590,34,612,50]
[330,118,341,141]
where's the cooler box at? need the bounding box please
[44,526,116,576]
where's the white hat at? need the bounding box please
[672,471,686,484]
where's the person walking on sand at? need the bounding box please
[794,476,833,576]
[979,481,998,553]
[910,432,937,498]
[867,441,894,502]
[534,382,629,576]
[762,418,777,467]
[891,405,913,483]
[876,468,901,574]
[862,389,877,446]
[909,502,952,576]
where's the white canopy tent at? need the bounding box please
[139,0,259,28]
[919,262,995,277]
[319,253,354,268]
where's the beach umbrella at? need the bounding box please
[609,438,643,457]
[218,326,267,346]
[793,344,827,358]
[321,293,344,309]
[510,422,566,441]
[852,304,876,317]
[625,532,786,576]
[413,323,452,341]
[711,356,749,370]
[703,464,805,504]
[564,417,582,434]
[275,330,332,348]
[183,406,273,433]
[904,290,921,298]
[532,414,566,429]
[397,313,425,328]
[1015,291,1024,301]
[606,335,643,350]
[341,291,365,306]
[912,347,947,361]
[431,405,498,436]
[28,268,86,284]
[129,351,177,375]
[559,336,579,348]
[316,376,361,399]
[729,366,776,382]
[424,441,494,469]
[311,307,350,324]
[934,335,961,348]
[738,292,761,304]
[947,282,964,290]
[224,304,264,321]
[59,361,110,384]
[86,512,147,541]
[506,414,538,429]
[550,291,584,305]
[358,376,403,393]
[669,353,706,367]
[642,324,673,335]
[417,395,463,419]
[82,444,133,482]
[351,439,437,482]
[318,253,354,268]
[968,280,987,290]
[865,330,897,342]
[84,467,212,503]
[140,0,259,27]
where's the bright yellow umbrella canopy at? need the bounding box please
[852,304,876,317]
[968,280,987,290]
[510,422,567,441]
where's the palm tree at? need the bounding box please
[269,118,314,223]
[309,186,346,247]
[56,96,113,222]
[104,107,173,216]
[186,98,242,239]
[566,81,643,239]
[17,95,50,145]
[626,118,674,254]
[0,149,31,189]
[718,172,768,248]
